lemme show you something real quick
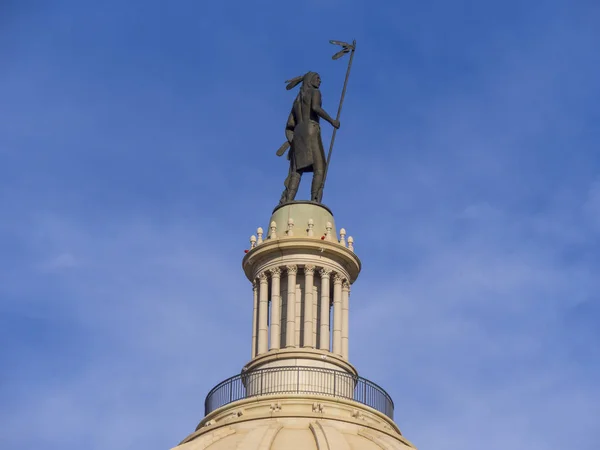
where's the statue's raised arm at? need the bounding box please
[311,89,340,130]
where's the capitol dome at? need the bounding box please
[171,201,418,450]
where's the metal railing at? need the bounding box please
[204,366,394,419]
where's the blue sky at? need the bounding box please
[1,1,599,449]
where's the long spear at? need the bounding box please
[318,39,356,202]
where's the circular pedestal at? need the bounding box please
[270,202,336,239]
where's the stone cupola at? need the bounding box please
[171,201,417,450]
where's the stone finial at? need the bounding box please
[307,218,314,237]
[339,228,346,247]
[325,222,333,241]
[347,236,354,251]
[256,227,264,245]
[269,221,277,239]
[286,218,295,236]
[250,235,257,249]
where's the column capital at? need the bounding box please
[286,265,298,275]
[342,280,350,291]
[252,280,258,291]
[269,267,282,278]
[333,273,344,285]
[319,268,332,279]
[304,264,316,275]
[258,272,268,282]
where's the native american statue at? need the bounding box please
[275,40,356,205]
[277,72,340,204]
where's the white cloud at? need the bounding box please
[0,213,253,450]
[39,252,79,270]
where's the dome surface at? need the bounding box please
[174,396,415,450]
[176,417,414,450]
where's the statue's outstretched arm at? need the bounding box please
[311,90,339,128]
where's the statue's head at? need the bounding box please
[285,72,321,91]
[303,72,321,89]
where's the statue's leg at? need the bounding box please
[311,153,325,202]
[311,139,326,203]
[279,173,291,204]
[311,170,324,202]
[286,172,301,202]
[280,171,301,204]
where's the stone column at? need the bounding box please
[251,280,258,358]
[285,265,298,348]
[332,273,343,356]
[342,280,350,359]
[269,267,282,350]
[295,284,302,346]
[303,265,315,348]
[257,272,269,355]
[312,285,319,346]
[319,268,332,351]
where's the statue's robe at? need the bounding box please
[285,86,326,173]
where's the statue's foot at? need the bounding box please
[279,191,288,205]
[311,192,323,203]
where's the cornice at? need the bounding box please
[242,238,361,283]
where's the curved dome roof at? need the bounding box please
[175,416,415,450]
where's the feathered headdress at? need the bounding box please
[285,72,317,90]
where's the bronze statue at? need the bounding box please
[278,72,340,204]
[276,40,356,205]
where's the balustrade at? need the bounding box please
[204,366,395,419]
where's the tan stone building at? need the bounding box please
[172,202,417,450]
